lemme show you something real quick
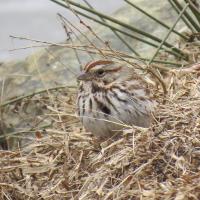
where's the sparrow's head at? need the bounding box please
[77,60,134,86]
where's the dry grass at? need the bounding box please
[0,60,200,200]
[1,8,200,199]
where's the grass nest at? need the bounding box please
[0,61,200,200]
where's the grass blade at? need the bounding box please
[82,0,140,56]
[51,0,187,59]
[168,0,196,32]
[171,0,200,32]
[184,0,200,24]
[124,0,189,40]
[149,3,189,64]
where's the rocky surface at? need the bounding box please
[0,0,188,100]
[0,0,188,149]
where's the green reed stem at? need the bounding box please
[171,0,200,32]
[77,9,182,57]
[53,2,182,58]
[123,54,183,67]
[168,0,195,32]
[124,0,189,40]
[184,0,200,25]
[83,0,140,56]
[168,0,196,33]
[149,3,189,65]
[51,0,187,59]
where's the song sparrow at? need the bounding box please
[76,60,156,138]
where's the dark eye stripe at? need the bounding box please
[95,66,122,75]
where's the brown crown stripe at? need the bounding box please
[84,60,114,72]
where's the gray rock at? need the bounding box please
[0,0,188,100]
[0,0,189,149]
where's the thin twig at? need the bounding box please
[58,13,94,61]
[9,42,184,67]
[147,4,190,95]
[57,13,107,59]
[45,48,77,76]
[58,14,82,70]
[65,1,108,58]
[55,4,183,58]
[83,0,140,56]
[0,85,76,108]
[50,0,187,59]
[9,35,58,46]
[0,124,51,139]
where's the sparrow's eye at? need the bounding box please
[96,69,105,77]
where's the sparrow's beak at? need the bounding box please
[77,72,92,81]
